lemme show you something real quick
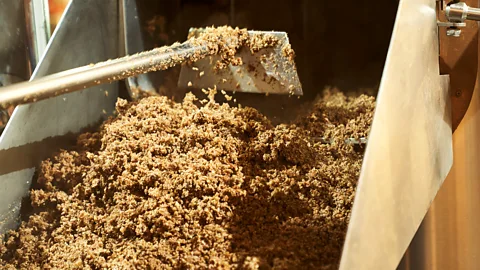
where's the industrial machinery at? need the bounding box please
[399,1,480,269]
[1,0,478,269]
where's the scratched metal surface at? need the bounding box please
[339,0,453,269]
[0,0,120,234]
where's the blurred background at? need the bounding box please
[48,0,69,31]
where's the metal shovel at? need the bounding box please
[178,29,302,96]
[0,27,303,109]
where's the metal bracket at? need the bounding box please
[437,0,479,132]
[437,21,466,37]
[436,1,480,37]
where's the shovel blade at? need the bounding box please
[178,30,303,96]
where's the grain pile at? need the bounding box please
[0,88,375,269]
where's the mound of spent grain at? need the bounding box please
[0,88,375,269]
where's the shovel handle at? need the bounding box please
[0,41,209,109]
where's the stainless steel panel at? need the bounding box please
[0,0,120,234]
[121,0,158,96]
[339,0,453,269]
[0,0,31,82]
[399,34,480,270]
[24,0,51,72]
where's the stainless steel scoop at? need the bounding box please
[178,30,302,96]
[0,28,303,109]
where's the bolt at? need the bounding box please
[455,90,462,97]
[447,28,462,37]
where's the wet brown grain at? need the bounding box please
[0,88,375,269]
